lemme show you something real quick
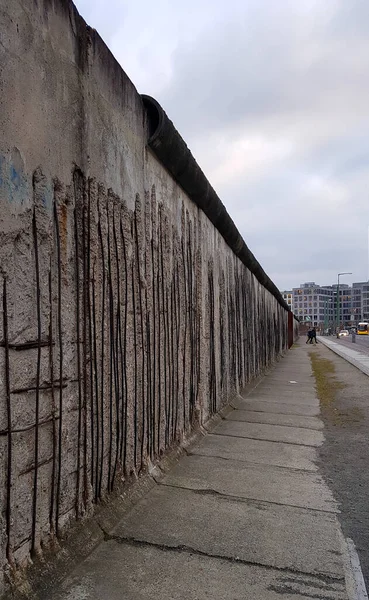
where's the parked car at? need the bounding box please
[339,330,349,337]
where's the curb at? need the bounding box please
[340,532,369,600]
[317,337,369,377]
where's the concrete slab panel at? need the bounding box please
[264,367,313,370]
[240,394,320,406]
[215,419,324,446]
[55,542,348,600]
[112,486,344,576]
[190,433,319,471]
[256,376,314,384]
[233,398,320,416]
[266,371,313,379]
[256,385,315,394]
[162,454,338,512]
[227,409,324,430]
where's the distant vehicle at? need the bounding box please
[357,322,369,335]
[339,330,349,337]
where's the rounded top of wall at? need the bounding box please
[141,94,289,313]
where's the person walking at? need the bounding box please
[311,327,318,344]
[306,327,312,344]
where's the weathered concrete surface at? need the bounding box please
[189,432,319,471]
[226,408,324,429]
[256,380,314,390]
[54,543,348,600]
[108,486,342,575]
[241,393,319,405]
[214,419,324,445]
[38,341,353,600]
[233,397,321,416]
[256,376,314,384]
[160,455,337,511]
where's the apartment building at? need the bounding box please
[281,291,293,310]
[351,282,369,322]
[292,282,336,327]
[282,280,369,327]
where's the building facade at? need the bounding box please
[292,282,336,328]
[281,291,293,310]
[351,282,369,322]
[282,280,369,328]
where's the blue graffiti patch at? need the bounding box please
[0,153,29,205]
[10,165,21,190]
[0,155,5,188]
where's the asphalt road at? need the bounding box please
[324,333,369,356]
[314,342,369,590]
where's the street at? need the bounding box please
[324,334,369,357]
[311,342,369,591]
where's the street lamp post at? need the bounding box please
[336,272,352,335]
[324,297,332,334]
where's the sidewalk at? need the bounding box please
[49,342,357,599]
[318,336,369,376]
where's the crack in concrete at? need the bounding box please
[231,401,320,416]
[267,583,345,599]
[186,451,317,473]
[227,415,323,432]
[279,575,344,591]
[151,481,337,515]
[96,524,345,585]
[210,432,321,448]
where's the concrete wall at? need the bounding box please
[0,0,289,592]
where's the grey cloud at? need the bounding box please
[157,0,369,141]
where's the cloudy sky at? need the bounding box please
[74,0,369,290]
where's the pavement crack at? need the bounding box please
[268,583,345,599]
[97,522,112,542]
[155,481,337,514]
[210,432,320,448]
[228,416,323,432]
[279,576,344,592]
[101,533,345,584]
[186,451,317,474]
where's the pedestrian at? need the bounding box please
[306,327,312,344]
[311,327,318,344]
